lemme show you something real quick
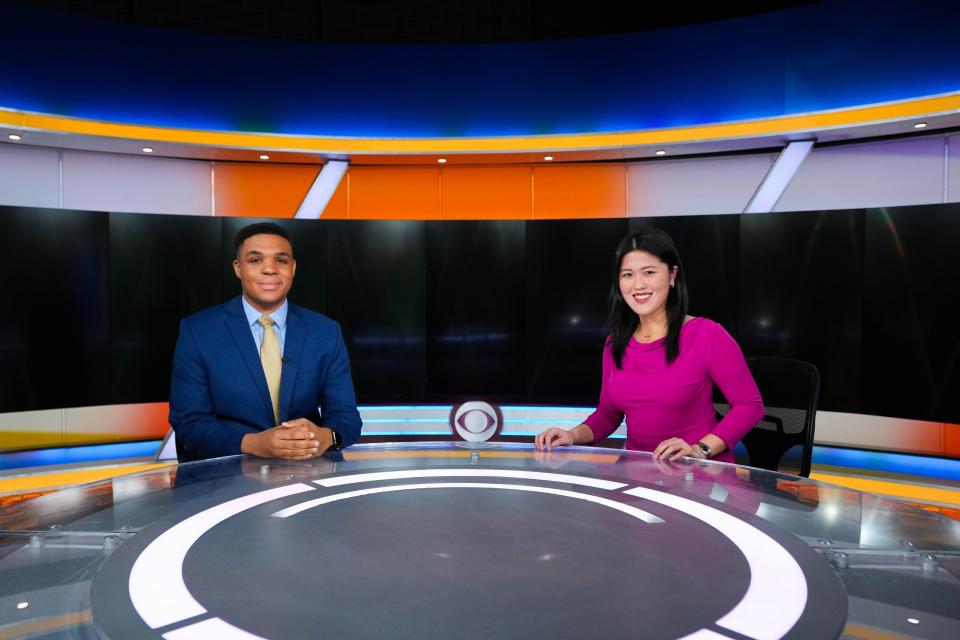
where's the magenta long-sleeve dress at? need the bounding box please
[583,317,764,463]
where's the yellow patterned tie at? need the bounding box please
[258,316,282,425]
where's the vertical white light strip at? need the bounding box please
[129,483,315,629]
[58,149,63,208]
[743,140,814,213]
[210,161,216,216]
[944,136,950,203]
[156,429,178,461]
[294,160,348,219]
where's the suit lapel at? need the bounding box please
[279,305,307,422]
[225,297,274,424]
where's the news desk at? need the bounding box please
[2,443,958,639]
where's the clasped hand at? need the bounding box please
[243,418,333,460]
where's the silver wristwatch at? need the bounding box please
[695,441,713,459]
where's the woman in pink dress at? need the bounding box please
[535,229,763,463]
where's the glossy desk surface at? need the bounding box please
[1,443,959,639]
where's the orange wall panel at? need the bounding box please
[440,166,532,219]
[349,167,440,220]
[532,164,627,219]
[214,163,320,218]
[321,173,350,219]
[63,402,170,445]
[944,423,960,457]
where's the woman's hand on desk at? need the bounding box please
[535,428,574,451]
[653,437,700,462]
[535,424,594,451]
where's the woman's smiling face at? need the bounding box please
[618,250,677,321]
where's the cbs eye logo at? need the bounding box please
[450,401,502,443]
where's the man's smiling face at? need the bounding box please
[233,233,296,314]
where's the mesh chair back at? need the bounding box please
[714,356,820,477]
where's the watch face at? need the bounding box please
[698,442,711,457]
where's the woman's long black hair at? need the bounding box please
[605,228,689,368]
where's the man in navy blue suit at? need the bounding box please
[169,222,362,462]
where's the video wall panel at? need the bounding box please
[863,206,960,423]
[525,219,627,403]
[109,213,222,403]
[220,217,327,313]
[426,220,526,398]
[0,206,110,411]
[740,209,864,413]
[631,215,740,340]
[327,220,427,402]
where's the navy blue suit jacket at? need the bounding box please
[169,296,362,462]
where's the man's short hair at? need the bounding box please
[234,223,293,258]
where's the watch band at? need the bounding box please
[329,429,342,450]
[696,441,713,459]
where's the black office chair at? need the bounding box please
[714,356,820,477]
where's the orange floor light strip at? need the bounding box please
[809,472,960,507]
[0,462,175,496]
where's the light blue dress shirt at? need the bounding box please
[241,297,288,356]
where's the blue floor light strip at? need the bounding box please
[361,418,449,424]
[812,446,960,483]
[500,406,595,412]
[358,431,450,437]
[0,441,162,472]
[359,406,454,412]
